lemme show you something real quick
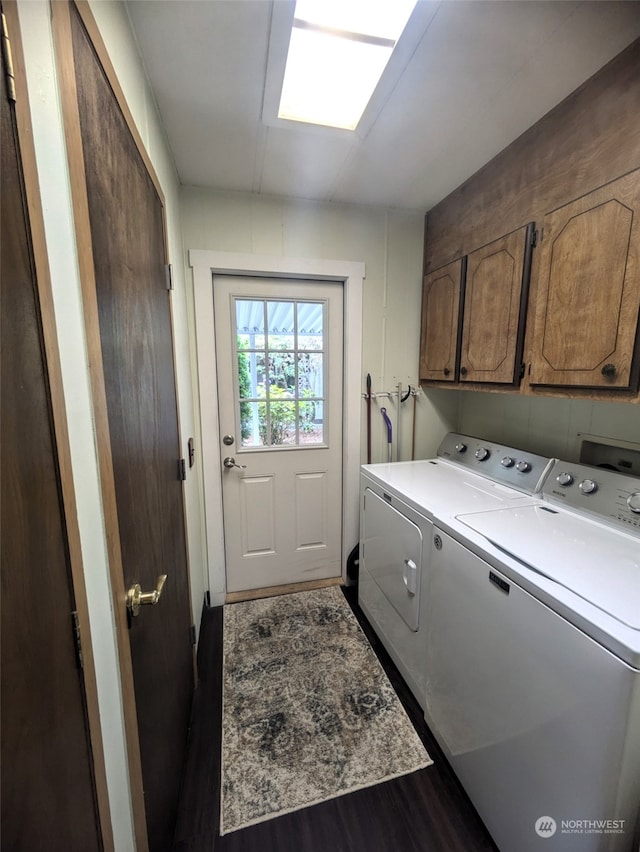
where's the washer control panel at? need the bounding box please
[437,433,553,494]
[544,460,640,532]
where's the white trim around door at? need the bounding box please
[189,250,364,605]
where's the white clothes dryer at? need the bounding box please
[358,432,552,708]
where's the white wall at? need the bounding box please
[179,175,640,479]
[180,188,459,598]
[17,1,207,848]
[458,391,640,460]
[180,186,458,469]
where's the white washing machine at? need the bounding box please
[358,432,552,709]
[425,460,640,852]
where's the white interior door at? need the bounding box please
[214,276,343,593]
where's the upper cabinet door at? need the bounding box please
[530,169,640,389]
[419,258,466,382]
[459,223,534,384]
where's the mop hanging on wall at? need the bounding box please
[362,380,420,463]
[380,407,393,462]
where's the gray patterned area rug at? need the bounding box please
[220,585,432,835]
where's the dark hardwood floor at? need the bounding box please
[173,586,499,852]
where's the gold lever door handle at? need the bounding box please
[126,574,167,617]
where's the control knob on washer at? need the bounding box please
[579,479,598,495]
[556,472,573,487]
[455,442,467,453]
[475,447,490,461]
[516,460,531,473]
[501,456,514,468]
[627,492,640,514]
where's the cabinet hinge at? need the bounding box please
[179,458,187,481]
[530,228,538,248]
[71,611,84,669]
[519,362,526,379]
[2,13,16,103]
[189,624,197,646]
[165,263,174,291]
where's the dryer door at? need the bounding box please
[362,488,423,631]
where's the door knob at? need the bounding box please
[126,574,167,617]
[223,456,245,470]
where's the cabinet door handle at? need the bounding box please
[460,366,468,376]
[601,363,617,378]
[443,367,450,376]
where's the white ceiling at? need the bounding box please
[126,0,640,212]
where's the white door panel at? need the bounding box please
[239,476,276,556]
[214,276,343,593]
[294,472,328,549]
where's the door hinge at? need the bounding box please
[179,458,187,481]
[189,624,197,646]
[165,263,173,291]
[2,13,16,103]
[71,611,84,669]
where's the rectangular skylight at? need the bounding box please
[278,0,418,131]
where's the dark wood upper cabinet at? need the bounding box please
[419,257,466,382]
[459,223,534,385]
[530,168,640,390]
[421,40,640,401]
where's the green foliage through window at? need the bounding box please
[237,339,252,441]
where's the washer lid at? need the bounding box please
[456,505,640,629]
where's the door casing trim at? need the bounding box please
[190,249,364,604]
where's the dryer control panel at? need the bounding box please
[543,460,640,533]
[437,432,553,495]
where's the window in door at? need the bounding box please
[235,298,326,448]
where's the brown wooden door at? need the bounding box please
[530,169,640,389]
[459,223,534,384]
[0,12,102,850]
[64,5,194,850]
[419,257,466,382]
